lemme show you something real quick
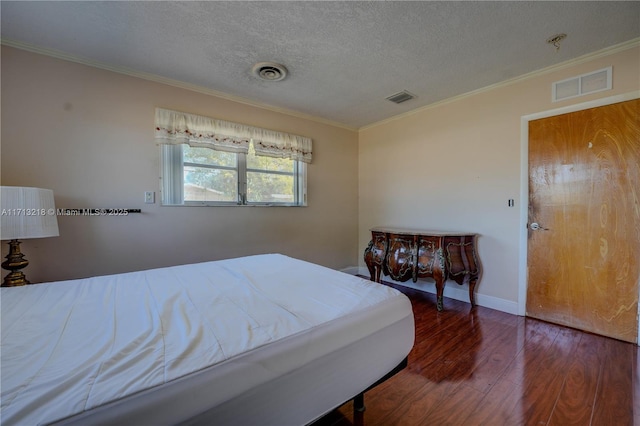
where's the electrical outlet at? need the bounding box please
[144,191,155,204]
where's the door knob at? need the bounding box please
[529,222,548,230]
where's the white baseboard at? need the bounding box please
[339,266,361,276]
[349,266,518,316]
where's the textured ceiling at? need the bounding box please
[1,1,639,129]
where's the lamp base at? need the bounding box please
[1,240,30,287]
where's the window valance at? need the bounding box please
[154,108,312,163]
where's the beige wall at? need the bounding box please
[0,46,360,282]
[358,44,640,312]
[2,43,638,311]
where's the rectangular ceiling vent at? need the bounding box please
[552,66,612,102]
[386,90,416,104]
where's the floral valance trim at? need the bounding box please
[154,108,312,163]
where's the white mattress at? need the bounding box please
[1,254,414,425]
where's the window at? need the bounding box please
[161,144,307,206]
[155,108,311,207]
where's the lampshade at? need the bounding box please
[1,186,59,240]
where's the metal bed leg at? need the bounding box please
[353,393,365,412]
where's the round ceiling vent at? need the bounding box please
[251,62,288,82]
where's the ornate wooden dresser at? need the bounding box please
[364,227,481,311]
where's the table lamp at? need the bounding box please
[0,186,59,287]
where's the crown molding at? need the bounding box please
[3,37,638,133]
[1,38,358,132]
[361,38,640,131]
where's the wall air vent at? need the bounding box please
[552,67,612,102]
[386,90,416,104]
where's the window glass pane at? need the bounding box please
[162,144,304,206]
[184,145,236,167]
[184,166,237,202]
[246,145,294,173]
[247,171,294,203]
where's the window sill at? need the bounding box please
[162,202,307,207]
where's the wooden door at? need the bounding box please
[527,99,640,343]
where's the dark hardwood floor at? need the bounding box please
[313,281,639,426]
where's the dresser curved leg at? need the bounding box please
[468,277,477,307]
[435,277,445,311]
[366,263,376,282]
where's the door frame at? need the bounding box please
[518,90,640,340]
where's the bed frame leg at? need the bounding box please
[353,393,366,412]
[350,357,408,416]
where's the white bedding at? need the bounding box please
[1,254,414,425]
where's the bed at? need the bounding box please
[1,254,414,425]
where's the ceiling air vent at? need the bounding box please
[552,67,612,102]
[251,62,288,82]
[386,90,416,104]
